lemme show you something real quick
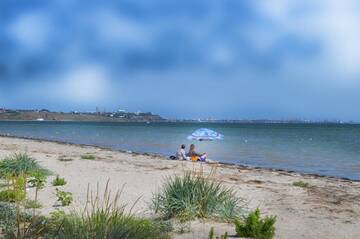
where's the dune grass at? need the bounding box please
[81,154,96,160]
[47,181,169,239]
[52,175,67,186]
[0,153,50,177]
[152,171,245,222]
[292,181,309,188]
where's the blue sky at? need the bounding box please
[1,0,360,120]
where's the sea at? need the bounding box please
[0,121,359,180]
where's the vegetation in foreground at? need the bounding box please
[235,208,276,239]
[46,181,169,239]
[152,171,245,222]
[0,153,170,238]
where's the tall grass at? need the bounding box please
[152,171,245,222]
[46,181,169,239]
[0,153,50,178]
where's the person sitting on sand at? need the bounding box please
[187,144,207,162]
[175,144,188,160]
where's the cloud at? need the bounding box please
[7,12,52,50]
[54,65,112,104]
[87,9,152,47]
[253,0,360,78]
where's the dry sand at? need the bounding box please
[0,136,359,239]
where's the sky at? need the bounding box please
[1,0,360,120]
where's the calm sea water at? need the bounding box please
[0,121,359,180]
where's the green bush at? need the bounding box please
[292,181,309,188]
[25,199,43,209]
[152,172,245,222]
[52,175,67,186]
[55,189,73,206]
[0,202,33,237]
[235,208,276,239]
[0,153,50,178]
[81,154,96,160]
[0,202,17,233]
[0,189,17,202]
[46,182,169,239]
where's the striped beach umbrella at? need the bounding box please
[187,128,224,141]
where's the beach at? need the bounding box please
[1,135,360,239]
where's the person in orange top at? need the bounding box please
[187,144,207,162]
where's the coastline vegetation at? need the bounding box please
[52,175,67,186]
[0,152,276,238]
[235,208,276,239]
[152,171,245,222]
[81,154,96,160]
[292,181,309,188]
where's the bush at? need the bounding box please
[81,154,95,160]
[55,189,73,206]
[235,208,276,239]
[0,189,17,202]
[52,175,67,186]
[0,202,17,233]
[152,172,245,222]
[46,182,169,239]
[292,181,309,188]
[0,153,50,178]
[25,199,43,209]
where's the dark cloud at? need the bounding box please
[0,0,360,120]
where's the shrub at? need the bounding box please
[52,175,67,186]
[292,181,309,188]
[55,189,73,206]
[25,199,43,209]
[152,172,245,222]
[0,202,17,233]
[81,154,96,160]
[235,208,276,239]
[46,182,169,239]
[0,189,17,202]
[208,227,229,239]
[0,153,50,178]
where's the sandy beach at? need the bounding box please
[0,135,359,239]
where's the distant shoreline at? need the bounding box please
[0,119,358,125]
[0,133,357,182]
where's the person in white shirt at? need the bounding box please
[175,144,188,160]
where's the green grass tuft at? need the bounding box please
[235,208,276,239]
[152,172,245,222]
[25,199,43,209]
[208,227,229,239]
[81,154,96,160]
[292,181,309,188]
[52,175,67,186]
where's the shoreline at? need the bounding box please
[0,133,357,182]
[0,135,360,238]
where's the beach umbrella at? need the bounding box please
[187,128,224,141]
